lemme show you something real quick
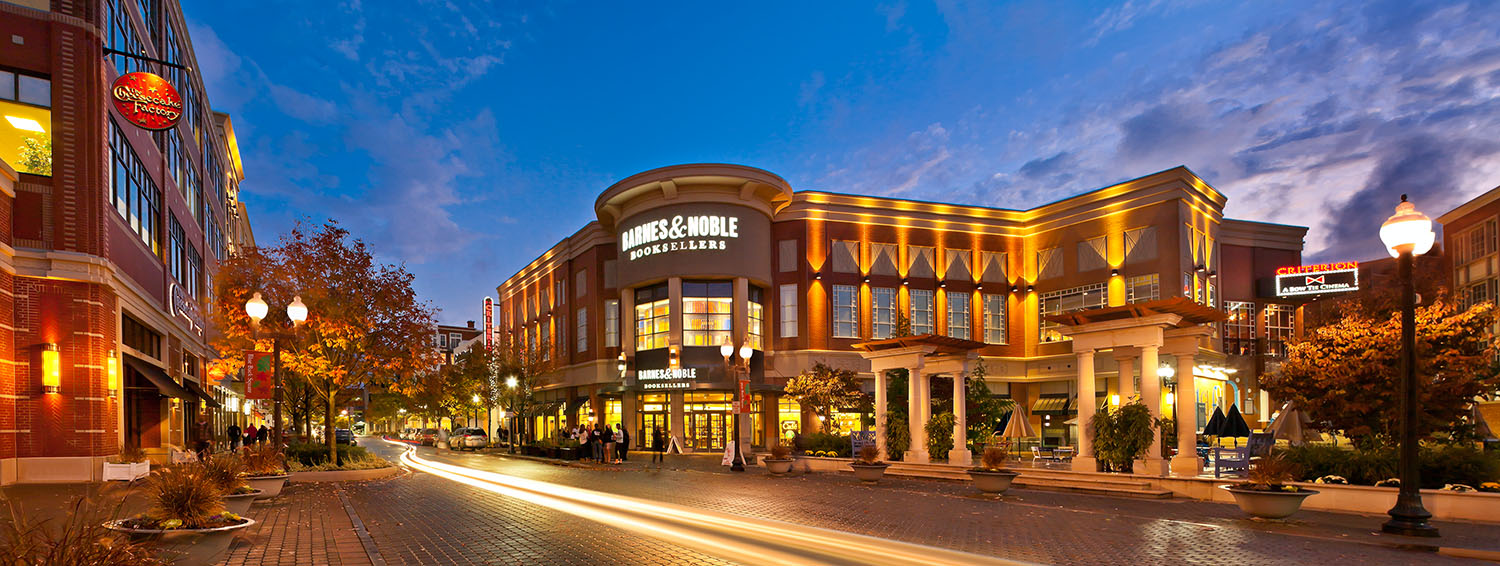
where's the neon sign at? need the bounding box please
[1274,263,1359,297]
[638,367,698,390]
[620,214,740,261]
[1275,261,1358,275]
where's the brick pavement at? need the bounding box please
[221,482,373,566]
[382,441,1496,566]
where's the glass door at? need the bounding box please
[638,413,668,450]
[689,412,726,451]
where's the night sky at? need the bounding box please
[183,0,1500,322]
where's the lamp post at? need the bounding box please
[1378,194,1438,538]
[506,375,519,453]
[245,293,307,449]
[721,341,753,472]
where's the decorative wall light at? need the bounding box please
[938,280,946,288]
[1009,285,1018,293]
[107,350,119,397]
[976,284,983,291]
[901,278,909,286]
[814,272,822,280]
[863,276,870,283]
[1026,285,1035,293]
[1110,268,1120,277]
[41,343,60,394]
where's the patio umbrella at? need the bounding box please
[999,406,1037,457]
[1473,402,1497,442]
[1267,400,1320,445]
[1222,404,1252,439]
[1202,406,1226,437]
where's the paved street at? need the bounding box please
[211,437,1500,565]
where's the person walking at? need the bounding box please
[651,426,665,464]
[245,424,258,446]
[602,423,616,465]
[615,423,630,463]
[227,422,241,452]
[255,424,268,445]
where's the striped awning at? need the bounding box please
[1031,396,1072,414]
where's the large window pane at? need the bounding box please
[946,292,970,339]
[910,289,933,335]
[832,285,858,339]
[683,281,732,347]
[872,287,896,339]
[1039,282,1106,342]
[779,284,798,338]
[983,294,1007,344]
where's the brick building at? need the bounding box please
[0,0,250,482]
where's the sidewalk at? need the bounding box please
[220,481,379,566]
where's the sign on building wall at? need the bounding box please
[619,214,741,261]
[110,72,183,131]
[638,367,699,390]
[1274,262,1359,297]
[168,283,205,336]
[244,351,273,399]
[483,296,494,351]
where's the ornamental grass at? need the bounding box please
[0,496,166,566]
[199,455,255,496]
[137,466,227,530]
[240,443,286,477]
[976,444,1011,472]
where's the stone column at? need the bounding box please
[949,367,971,466]
[875,369,888,459]
[622,392,639,449]
[1117,356,1135,403]
[905,366,929,463]
[1071,349,1097,472]
[669,391,686,453]
[1137,345,1164,474]
[1170,352,1199,476]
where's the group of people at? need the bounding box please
[567,423,630,464]
[225,422,270,452]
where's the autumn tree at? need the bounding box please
[1264,296,1499,445]
[784,362,868,429]
[494,337,552,444]
[210,221,438,463]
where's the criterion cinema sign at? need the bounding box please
[1275,261,1359,297]
[620,214,740,261]
[638,368,698,390]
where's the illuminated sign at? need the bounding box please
[620,214,739,261]
[483,297,494,351]
[110,72,183,131]
[168,283,205,336]
[1275,263,1359,297]
[638,367,699,390]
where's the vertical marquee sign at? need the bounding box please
[244,351,273,399]
[110,72,183,131]
[483,297,494,350]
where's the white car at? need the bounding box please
[449,428,489,451]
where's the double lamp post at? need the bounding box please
[720,341,753,472]
[244,292,308,449]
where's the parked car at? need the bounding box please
[403,428,418,440]
[418,428,439,446]
[335,428,356,445]
[450,428,488,451]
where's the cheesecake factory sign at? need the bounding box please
[620,214,740,261]
[1274,262,1359,297]
[111,72,184,131]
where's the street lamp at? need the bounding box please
[245,292,308,449]
[1378,194,1438,538]
[473,393,482,429]
[721,340,752,472]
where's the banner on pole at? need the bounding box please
[244,351,273,399]
[736,379,752,414]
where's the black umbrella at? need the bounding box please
[1202,406,1226,437]
[1222,404,1252,438]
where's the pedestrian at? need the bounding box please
[227,422,241,452]
[602,423,616,464]
[256,424,268,445]
[194,413,213,461]
[591,423,605,463]
[651,426,665,464]
[615,423,630,463]
[245,424,258,446]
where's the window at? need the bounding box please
[682,281,733,347]
[1039,282,1107,342]
[438,334,449,348]
[945,248,971,281]
[830,240,859,273]
[575,271,587,298]
[107,0,146,76]
[109,120,162,254]
[604,299,620,348]
[1263,304,1295,358]
[748,287,765,350]
[603,260,617,289]
[907,246,935,278]
[910,289,934,335]
[1078,236,1107,272]
[778,240,797,272]
[555,279,566,307]
[167,216,200,296]
[553,319,565,357]
[205,206,224,260]
[946,292,970,339]
[576,308,588,353]
[870,243,898,276]
[1224,301,1255,356]
[832,285,859,338]
[1126,274,1160,303]
[0,73,49,107]
[1124,226,1157,263]
[449,332,461,346]
[1037,247,1062,279]
[779,284,798,338]
[542,320,551,361]
[872,287,897,339]
[0,71,52,176]
[983,294,1007,344]
[1461,280,1500,310]
[1454,220,1498,266]
[979,251,1007,283]
[634,284,670,350]
[122,313,162,359]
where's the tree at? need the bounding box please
[210,221,438,464]
[784,362,868,428]
[493,336,552,445]
[1264,296,1499,445]
[892,313,913,338]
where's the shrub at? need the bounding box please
[241,443,286,476]
[1280,443,1499,488]
[1090,402,1157,472]
[1245,452,1301,492]
[857,444,881,464]
[1419,443,1500,489]
[199,455,250,495]
[283,443,371,467]
[883,413,909,460]
[976,444,1010,471]
[769,445,791,460]
[110,443,147,465]
[142,466,224,529]
[793,432,851,457]
[925,412,956,459]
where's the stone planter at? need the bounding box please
[104,518,254,566]
[103,461,150,482]
[245,474,289,499]
[849,462,890,483]
[764,458,794,475]
[222,489,263,515]
[967,469,1020,494]
[1221,485,1319,519]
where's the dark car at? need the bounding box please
[418,428,439,446]
[334,428,356,445]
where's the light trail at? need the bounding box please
[389,441,1038,566]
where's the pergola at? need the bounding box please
[1046,296,1224,475]
[853,334,988,466]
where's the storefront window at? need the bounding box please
[946,291,970,339]
[751,394,765,447]
[1039,282,1106,342]
[683,281,733,347]
[872,287,896,339]
[0,73,50,176]
[983,294,1007,344]
[748,287,764,349]
[910,289,933,335]
[604,399,621,429]
[832,285,859,338]
[777,397,802,443]
[635,284,670,350]
[684,392,731,451]
[637,394,668,450]
[1126,273,1159,303]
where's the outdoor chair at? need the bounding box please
[1213,445,1251,478]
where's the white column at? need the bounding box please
[1117,356,1135,403]
[1171,352,1199,476]
[875,369,888,460]
[1138,345,1163,474]
[1071,349,1097,472]
[905,367,929,463]
[949,367,971,466]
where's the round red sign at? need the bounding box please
[110,72,184,131]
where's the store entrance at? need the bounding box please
[688,412,726,451]
[639,413,668,450]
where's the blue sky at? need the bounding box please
[184,0,1500,323]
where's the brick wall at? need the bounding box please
[12,276,118,459]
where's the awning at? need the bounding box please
[531,400,564,415]
[566,397,589,414]
[181,378,221,408]
[125,355,192,400]
[1031,396,1072,414]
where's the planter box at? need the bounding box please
[557,447,580,460]
[245,474,289,499]
[967,469,1019,494]
[105,518,254,566]
[849,462,890,483]
[223,490,263,515]
[763,458,794,475]
[103,461,149,482]
[1221,485,1319,519]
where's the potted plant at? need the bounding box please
[240,443,289,499]
[967,444,1020,494]
[104,443,151,481]
[1220,452,1319,519]
[848,444,890,483]
[1091,401,1158,473]
[104,465,255,566]
[764,445,794,475]
[200,455,262,515]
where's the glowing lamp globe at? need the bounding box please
[739,344,753,361]
[1379,195,1435,258]
[719,342,734,359]
[287,296,309,325]
[472,394,481,404]
[505,376,518,389]
[245,292,269,322]
[1158,364,1175,378]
